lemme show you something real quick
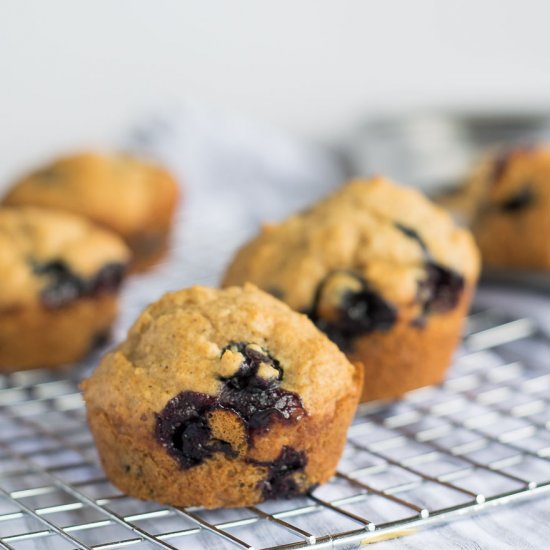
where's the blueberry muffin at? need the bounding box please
[0,207,130,371]
[223,178,480,402]
[82,284,362,508]
[463,145,550,269]
[2,152,179,271]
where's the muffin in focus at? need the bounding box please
[82,284,362,509]
[0,207,129,371]
[2,151,179,271]
[223,177,480,402]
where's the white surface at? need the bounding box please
[2,0,550,184]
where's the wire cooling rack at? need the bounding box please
[0,307,549,549]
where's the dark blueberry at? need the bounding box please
[173,416,213,467]
[499,186,535,213]
[155,391,237,469]
[90,263,126,294]
[309,272,397,351]
[337,287,397,333]
[249,446,307,499]
[219,343,302,435]
[220,343,283,389]
[394,223,428,255]
[32,259,125,309]
[88,329,111,352]
[221,383,304,434]
[155,345,305,470]
[418,262,464,316]
[34,260,85,308]
[395,225,465,324]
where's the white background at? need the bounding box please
[1,0,550,182]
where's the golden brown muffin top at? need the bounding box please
[0,206,129,309]
[83,284,358,419]
[223,177,480,323]
[2,152,178,236]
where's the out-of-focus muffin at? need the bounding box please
[463,145,550,270]
[2,152,180,271]
[223,177,480,402]
[0,206,129,370]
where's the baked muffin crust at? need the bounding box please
[0,206,130,370]
[83,284,362,508]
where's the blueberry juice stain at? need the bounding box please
[308,222,466,343]
[309,271,397,351]
[250,446,308,499]
[396,223,465,325]
[32,259,125,308]
[155,343,306,476]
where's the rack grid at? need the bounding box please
[0,307,549,549]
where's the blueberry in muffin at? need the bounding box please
[2,151,180,272]
[223,177,480,402]
[0,207,130,370]
[82,284,362,508]
[309,270,398,350]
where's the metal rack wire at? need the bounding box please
[0,308,549,549]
